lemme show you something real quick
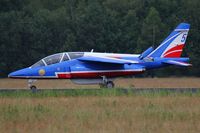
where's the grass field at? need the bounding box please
[0,93,200,133]
[1,78,200,89]
[0,78,200,133]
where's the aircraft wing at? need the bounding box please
[78,56,139,64]
[162,60,192,67]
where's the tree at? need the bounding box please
[137,7,164,52]
[1,0,200,77]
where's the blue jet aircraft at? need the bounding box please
[9,23,192,90]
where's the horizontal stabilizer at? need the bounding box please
[162,60,192,67]
[139,47,154,59]
[78,56,138,64]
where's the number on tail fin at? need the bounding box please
[181,34,187,42]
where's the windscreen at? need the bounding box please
[31,52,80,68]
[44,53,63,65]
[31,60,45,68]
[31,53,63,68]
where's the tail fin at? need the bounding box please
[148,23,190,58]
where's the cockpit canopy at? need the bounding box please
[31,52,84,68]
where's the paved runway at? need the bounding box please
[0,88,199,93]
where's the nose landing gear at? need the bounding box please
[28,79,37,92]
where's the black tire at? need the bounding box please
[106,81,114,88]
[30,85,37,92]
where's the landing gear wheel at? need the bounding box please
[30,85,37,92]
[106,81,114,88]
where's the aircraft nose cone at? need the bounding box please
[8,72,15,78]
[8,68,31,78]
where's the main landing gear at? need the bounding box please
[28,79,37,92]
[99,76,115,88]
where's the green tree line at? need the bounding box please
[0,0,200,77]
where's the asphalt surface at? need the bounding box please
[0,88,199,93]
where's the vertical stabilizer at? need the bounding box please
[148,23,190,58]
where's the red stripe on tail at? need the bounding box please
[163,44,184,58]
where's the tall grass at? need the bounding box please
[0,89,200,132]
[0,96,200,133]
[0,88,199,98]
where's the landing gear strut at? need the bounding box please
[99,76,115,88]
[28,79,37,92]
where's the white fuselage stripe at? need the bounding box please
[55,69,145,75]
[86,55,138,63]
